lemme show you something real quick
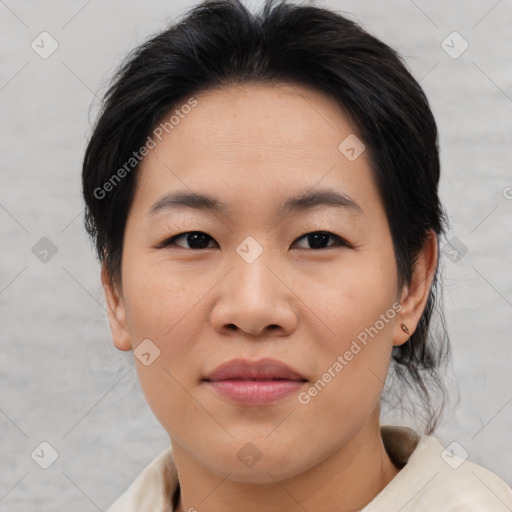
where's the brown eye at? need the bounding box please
[154,230,351,251]
[157,231,217,250]
[293,231,350,250]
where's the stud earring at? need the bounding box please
[401,323,410,335]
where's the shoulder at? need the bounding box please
[410,442,512,511]
[363,426,512,512]
[106,447,178,512]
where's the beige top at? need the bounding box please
[107,425,512,511]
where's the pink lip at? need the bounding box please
[203,358,307,405]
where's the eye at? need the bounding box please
[156,231,217,250]
[292,231,351,250]
[155,230,351,250]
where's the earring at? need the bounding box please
[401,323,410,335]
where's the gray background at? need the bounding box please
[1,0,511,510]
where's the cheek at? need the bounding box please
[120,256,215,421]
[121,235,398,439]
[300,254,397,401]
[298,301,395,434]
[302,251,397,336]
[122,253,212,341]
[134,355,205,441]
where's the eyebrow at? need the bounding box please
[146,187,364,218]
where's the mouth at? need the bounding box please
[203,358,308,405]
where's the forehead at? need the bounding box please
[132,82,377,217]
[159,82,357,159]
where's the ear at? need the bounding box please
[101,264,132,351]
[394,229,438,347]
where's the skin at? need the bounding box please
[102,82,438,512]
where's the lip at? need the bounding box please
[203,358,308,405]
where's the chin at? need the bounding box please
[204,448,305,484]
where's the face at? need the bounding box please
[103,82,426,483]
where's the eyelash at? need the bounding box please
[154,230,353,251]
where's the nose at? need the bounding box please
[209,253,299,338]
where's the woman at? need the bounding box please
[81,0,512,510]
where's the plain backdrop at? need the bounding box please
[1,0,511,510]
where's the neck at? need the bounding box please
[172,413,400,512]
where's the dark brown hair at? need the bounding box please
[82,0,451,434]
